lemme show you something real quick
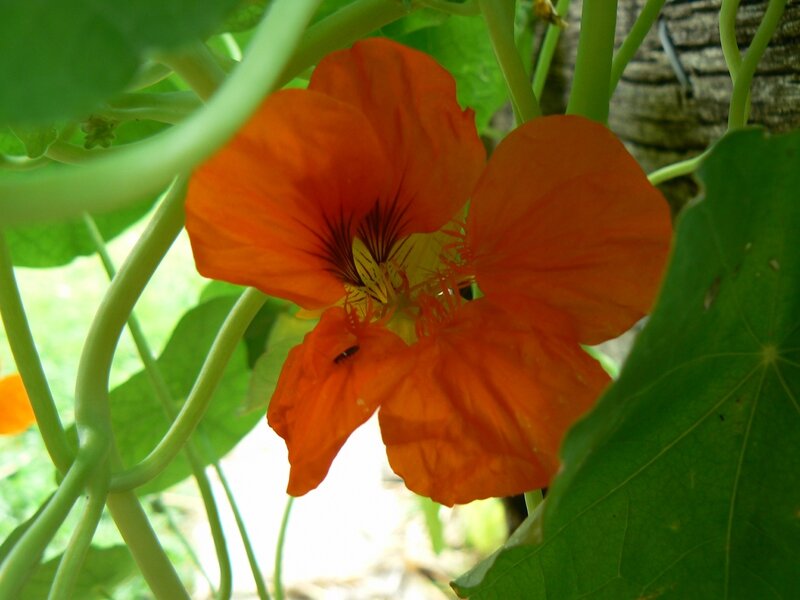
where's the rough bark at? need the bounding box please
[538,0,800,208]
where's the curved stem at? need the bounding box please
[195,469,232,600]
[220,33,243,62]
[609,0,666,92]
[47,466,110,600]
[45,142,127,165]
[728,0,786,129]
[532,0,571,99]
[479,0,541,123]
[720,0,743,80]
[279,0,411,86]
[156,41,227,101]
[273,497,295,600]
[74,177,185,436]
[0,154,51,171]
[0,232,72,473]
[100,92,201,125]
[567,0,618,122]
[647,148,711,186]
[83,213,233,600]
[109,288,267,491]
[0,0,322,226]
[417,0,479,16]
[125,62,173,92]
[0,433,106,599]
[214,462,271,600]
[72,181,189,600]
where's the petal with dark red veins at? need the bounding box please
[186,89,392,310]
[311,38,486,235]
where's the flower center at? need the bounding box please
[345,226,469,343]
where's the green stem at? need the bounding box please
[220,33,243,62]
[719,0,743,80]
[609,0,666,92]
[45,142,126,165]
[100,92,202,125]
[194,468,232,600]
[0,232,72,473]
[152,498,216,592]
[0,433,106,599]
[47,466,110,600]
[567,0,618,122]
[0,154,51,170]
[418,0,479,16]
[105,491,190,600]
[74,177,186,436]
[73,180,189,599]
[532,0,571,99]
[83,214,233,600]
[213,461,271,600]
[479,0,541,123]
[156,41,227,101]
[728,0,786,129]
[273,497,295,600]
[279,0,411,86]
[647,148,711,186]
[125,62,173,92]
[523,489,544,515]
[0,0,322,226]
[109,288,267,491]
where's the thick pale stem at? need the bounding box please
[0,232,72,473]
[532,0,571,98]
[609,0,666,92]
[47,467,110,600]
[567,0,618,122]
[83,214,233,600]
[728,0,787,129]
[73,180,188,599]
[479,0,541,123]
[156,41,227,101]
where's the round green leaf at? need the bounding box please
[454,128,800,598]
[0,0,241,124]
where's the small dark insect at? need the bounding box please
[334,345,360,364]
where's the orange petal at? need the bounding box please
[267,307,411,496]
[466,115,672,345]
[310,38,486,234]
[0,374,35,435]
[378,300,609,506]
[186,89,392,310]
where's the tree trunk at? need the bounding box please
[539,0,800,209]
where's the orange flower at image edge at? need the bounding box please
[186,39,672,506]
[0,373,35,435]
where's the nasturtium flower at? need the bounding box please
[0,373,35,435]
[186,39,671,506]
